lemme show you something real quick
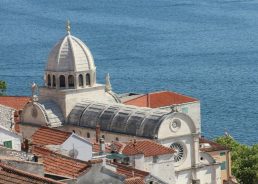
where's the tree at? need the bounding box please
[214,135,258,184]
[0,80,7,96]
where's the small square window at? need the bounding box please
[221,161,226,170]
[153,156,158,163]
[220,152,225,156]
[4,140,12,149]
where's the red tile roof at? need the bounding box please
[31,127,72,146]
[0,96,30,110]
[0,162,64,184]
[32,146,90,178]
[124,91,198,108]
[125,177,145,184]
[199,137,229,152]
[92,142,112,153]
[113,162,149,179]
[121,140,175,157]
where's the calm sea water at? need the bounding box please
[1,0,258,145]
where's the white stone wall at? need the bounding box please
[39,85,118,119]
[61,134,92,161]
[0,105,14,130]
[159,101,201,132]
[0,127,21,151]
[59,125,145,143]
[196,164,221,184]
[149,154,176,184]
[160,135,194,171]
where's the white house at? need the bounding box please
[0,125,22,151]
[109,139,176,184]
[31,127,92,161]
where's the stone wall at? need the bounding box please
[0,105,14,130]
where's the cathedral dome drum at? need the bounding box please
[44,21,96,89]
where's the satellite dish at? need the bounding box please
[68,148,78,158]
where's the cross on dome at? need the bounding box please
[66,20,71,34]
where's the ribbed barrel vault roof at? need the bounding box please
[67,100,172,138]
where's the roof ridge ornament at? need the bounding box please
[66,20,71,35]
[105,73,112,92]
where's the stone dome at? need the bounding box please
[44,23,97,89]
[46,34,95,72]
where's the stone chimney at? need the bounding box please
[96,124,100,143]
[99,138,105,155]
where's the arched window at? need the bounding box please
[115,137,119,141]
[102,135,105,139]
[87,132,90,138]
[52,75,56,87]
[68,75,74,88]
[78,74,83,87]
[86,74,90,86]
[59,75,65,88]
[47,74,51,86]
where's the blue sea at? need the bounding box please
[1,0,258,145]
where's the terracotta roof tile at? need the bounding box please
[0,162,64,184]
[199,137,229,152]
[32,127,71,146]
[122,140,175,157]
[125,177,145,184]
[113,162,149,179]
[124,91,198,108]
[32,146,90,178]
[0,96,30,110]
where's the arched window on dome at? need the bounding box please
[52,75,56,87]
[86,74,90,86]
[47,74,51,87]
[78,74,83,87]
[68,75,74,88]
[59,75,65,88]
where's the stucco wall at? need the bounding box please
[149,154,176,184]
[61,134,92,161]
[207,150,230,184]
[0,128,21,151]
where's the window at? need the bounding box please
[79,74,83,87]
[68,75,74,88]
[47,74,51,86]
[86,74,90,86]
[221,161,226,170]
[87,132,90,138]
[170,142,185,162]
[4,140,12,149]
[59,75,65,88]
[153,156,158,163]
[220,152,225,156]
[102,135,105,139]
[115,137,119,141]
[52,75,56,87]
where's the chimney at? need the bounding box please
[99,138,105,155]
[96,124,100,143]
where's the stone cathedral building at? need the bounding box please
[20,22,222,184]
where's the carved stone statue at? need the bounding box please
[31,82,39,102]
[105,73,112,92]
